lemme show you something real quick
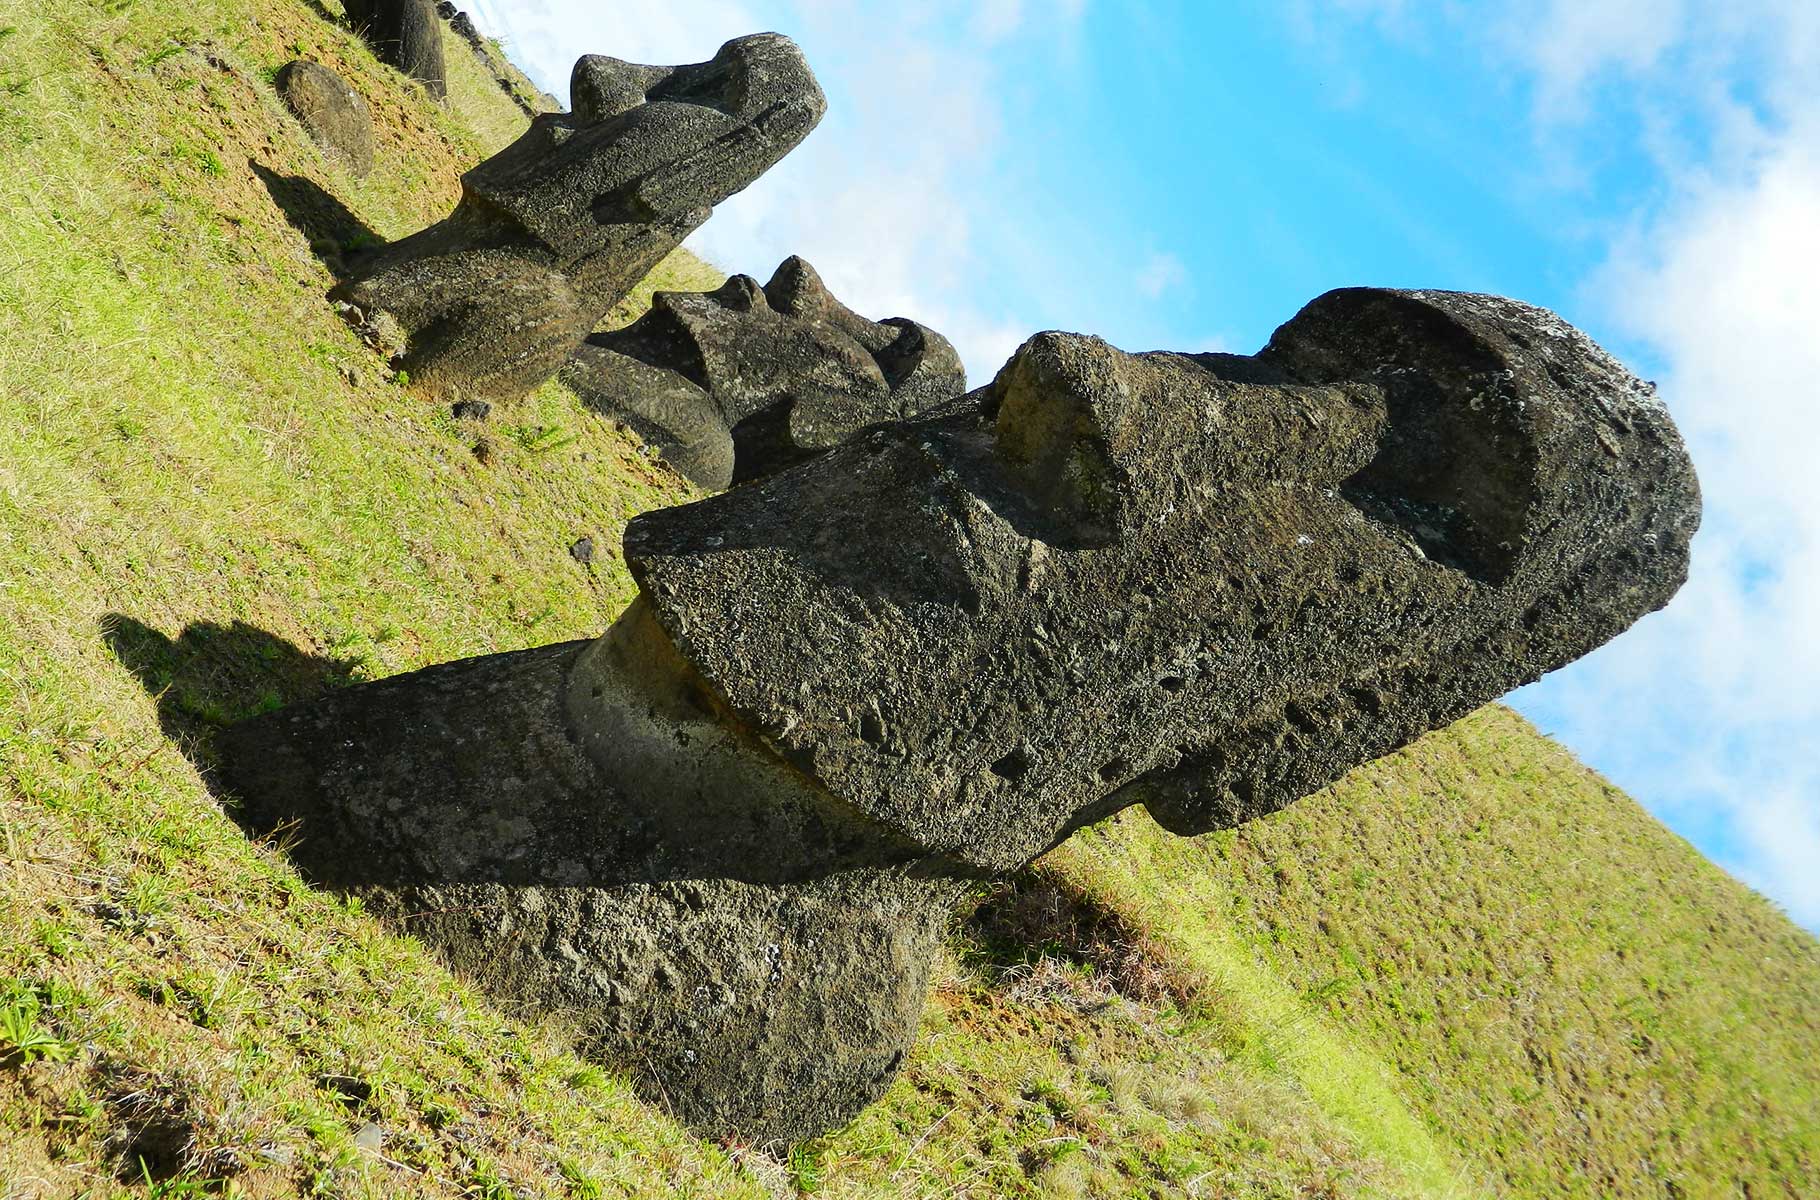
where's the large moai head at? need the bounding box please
[563,255,967,489]
[218,288,1697,1144]
[333,35,826,400]
[623,288,1700,871]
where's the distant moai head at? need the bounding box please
[464,38,825,258]
[564,256,966,489]
[624,288,1701,871]
[333,35,826,401]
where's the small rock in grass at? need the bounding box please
[275,60,374,179]
[451,399,492,422]
[353,1121,384,1154]
[569,536,595,565]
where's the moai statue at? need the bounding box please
[333,36,826,401]
[219,289,1699,1144]
[343,0,447,99]
[563,256,967,489]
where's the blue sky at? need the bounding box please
[466,0,1820,930]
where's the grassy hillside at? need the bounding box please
[0,0,1815,1197]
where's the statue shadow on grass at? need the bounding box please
[101,613,359,773]
[250,160,384,282]
[103,614,929,895]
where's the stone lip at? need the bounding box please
[563,255,966,489]
[624,288,1701,872]
[216,620,964,1145]
[329,34,826,401]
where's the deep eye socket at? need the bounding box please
[642,52,746,118]
[1340,373,1536,584]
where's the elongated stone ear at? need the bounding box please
[1261,289,1545,584]
[1128,289,1700,837]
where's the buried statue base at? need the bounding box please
[220,287,1699,1142]
[220,602,965,1143]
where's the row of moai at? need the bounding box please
[224,34,1701,1142]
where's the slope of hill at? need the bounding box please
[0,1,1815,1197]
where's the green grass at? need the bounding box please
[0,0,1816,1195]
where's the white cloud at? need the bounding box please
[465,0,763,96]
[1494,0,1690,115]
[1134,252,1188,300]
[1488,0,1820,119]
[969,0,1025,45]
[1494,0,1820,928]
[1286,1,1820,927]
[1535,134,1820,927]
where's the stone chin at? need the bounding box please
[217,598,964,1147]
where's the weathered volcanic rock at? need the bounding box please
[563,255,966,488]
[217,288,1698,1142]
[630,288,1700,871]
[332,35,825,402]
[275,60,374,178]
[344,0,446,99]
[219,607,964,1145]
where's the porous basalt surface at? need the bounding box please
[626,288,1700,871]
[563,255,966,489]
[331,36,826,401]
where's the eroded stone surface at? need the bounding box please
[332,36,825,401]
[218,288,1698,1142]
[563,256,965,489]
[627,288,1700,871]
[276,60,374,178]
[219,607,962,1145]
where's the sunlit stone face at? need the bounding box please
[216,287,1699,1144]
[467,35,826,249]
[330,35,826,401]
[624,289,1700,872]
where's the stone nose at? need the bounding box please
[987,331,1387,547]
[569,54,672,125]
